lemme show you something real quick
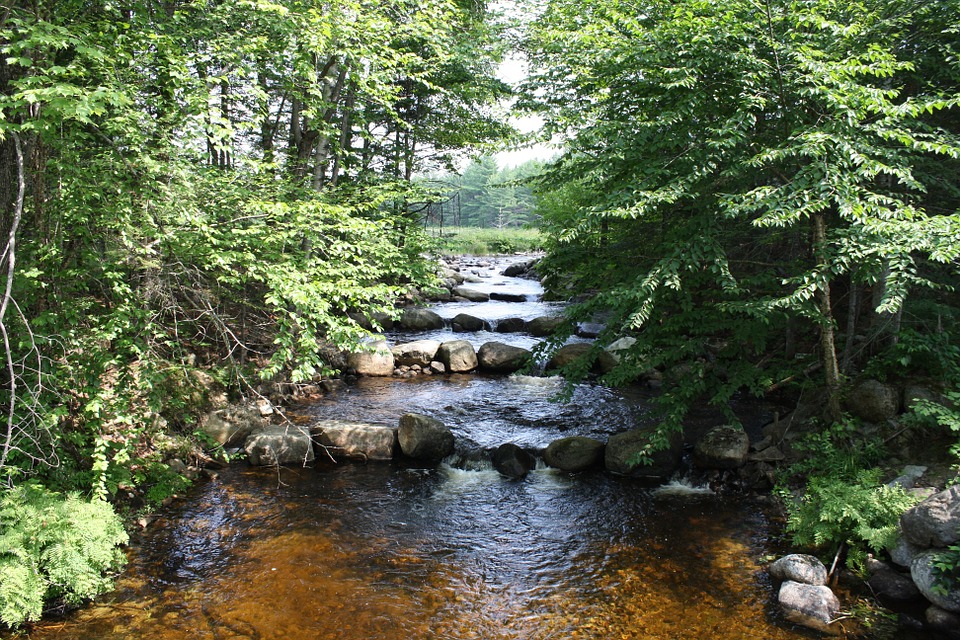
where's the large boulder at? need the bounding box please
[769,554,828,586]
[347,339,395,376]
[437,340,478,373]
[778,581,841,634]
[477,342,531,374]
[244,426,315,466]
[604,429,683,480]
[492,443,536,479]
[399,308,445,331]
[311,420,398,462]
[200,405,265,448]
[392,340,441,367]
[495,317,526,333]
[544,436,605,473]
[452,286,490,302]
[398,413,454,463]
[452,313,487,333]
[348,311,395,331]
[912,550,960,613]
[926,606,960,639]
[844,379,900,422]
[693,424,750,469]
[527,316,568,337]
[503,259,536,277]
[900,485,960,549]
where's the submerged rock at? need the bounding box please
[244,426,315,466]
[544,436,605,473]
[398,413,454,463]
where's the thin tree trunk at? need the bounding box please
[841,280,860,374]
[813,212,842,421]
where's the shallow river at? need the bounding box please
[25,256,828,640]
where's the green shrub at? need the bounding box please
[0,485,128,628]
[777,421,920,572]
[781,469,919,572]
[432,227,543,255]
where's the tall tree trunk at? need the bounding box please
[813,212,843,421]
[841,280,860,374]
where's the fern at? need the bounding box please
[0,485,128,628]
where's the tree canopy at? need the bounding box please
[523,0,960,429]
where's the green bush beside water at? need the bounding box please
[430,227,543,255]
[0,486,128,627]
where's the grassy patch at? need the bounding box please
[428,226,543,255]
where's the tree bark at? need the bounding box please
[813,212,843,421]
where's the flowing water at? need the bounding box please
[25,256,831,640]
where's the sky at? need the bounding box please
[494,53,557,168]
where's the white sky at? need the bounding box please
[494,53,557,168]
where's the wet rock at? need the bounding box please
[452,313,488,332]
[845,379,900,423]
[429,361,447,375]
[398,413,454,463]
[200,405,265,448]
[527,316,568,337]
[604,428,683,480]
[693,424,750,469]
[452,286,490,302]
[347,339,395,377]
[477,342,531,374]
[901,484,960,548]
[769,554,829,586]
[437,340,478,373]
[866,557,923,603]
[495,317,526,333]
[778,581,841,634]
[399,308,445,331]
[492,443,536,479]
[312,420,398,462]
[490,292,527,303]
[244,426,315,466]
[544,436,605,473]
[926,605,960,639]
[912,550,960,613]
[392,340,442,367]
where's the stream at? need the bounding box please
[25,256,825,640]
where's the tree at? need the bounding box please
[523,0,960,428]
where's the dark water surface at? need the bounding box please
[29,463,810,640]
[25,257,825,639]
